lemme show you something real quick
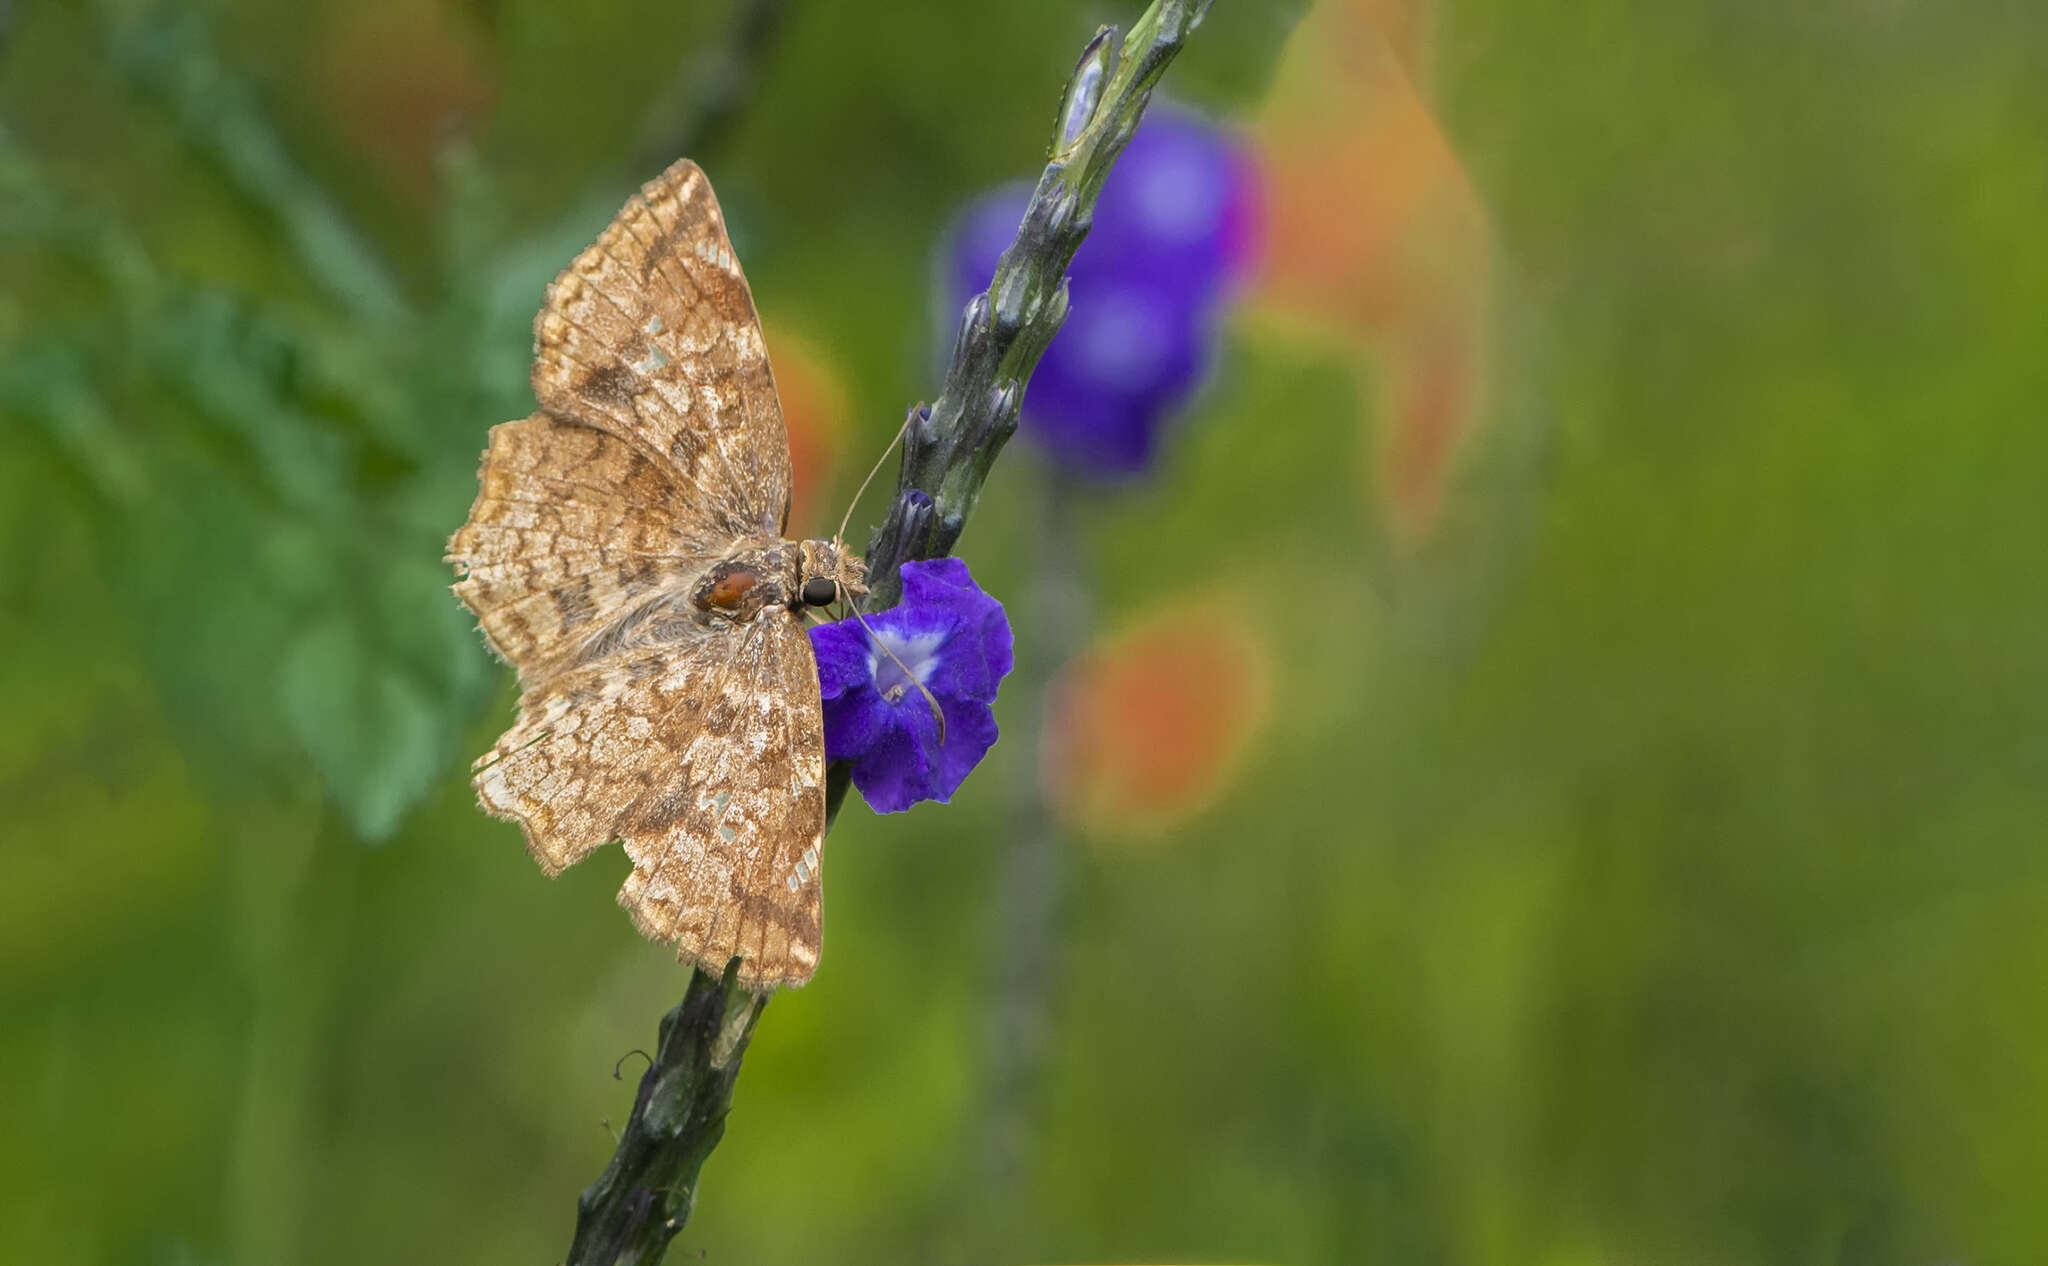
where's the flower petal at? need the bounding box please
[809,618,873,700]
[943,107,1257,479]
[809,557,1012,813]
[820,683,887,763]
[929,692,1001,802]
[847,704,934,814]
[899,559,1013,702]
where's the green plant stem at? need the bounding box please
[570,4,1211,1261]
[827,0,1213,824]
[982,468,1091,1193]
[859,0,1215,606]
[566,964,765,1266]
[224,800,358,1266]
[632,0,793,175]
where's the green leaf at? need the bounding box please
[280,613,443,845]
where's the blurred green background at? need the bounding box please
[5,1,2046,1264]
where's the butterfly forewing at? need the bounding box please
[449,159,836,990]
[530,159,793,536]
[449,413,709,688]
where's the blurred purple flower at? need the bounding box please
[810,558,1014,813]
[949,107,1258,477]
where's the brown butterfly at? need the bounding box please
[448,160,866,991]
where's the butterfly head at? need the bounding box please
[797,538,868,611]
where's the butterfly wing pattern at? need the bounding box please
[448,160,834,991]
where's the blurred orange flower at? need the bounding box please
[310,0,497,201]
[1045,600,1272,843]
[760,324,846,538]
[1252,0,1495,545]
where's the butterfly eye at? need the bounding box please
[801,577,839,607]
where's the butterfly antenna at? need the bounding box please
[835,411,912,547]
[845,595,946,746]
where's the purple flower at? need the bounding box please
[809,557,1014,813]
[948,106,1259,478]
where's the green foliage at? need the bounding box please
[3,4,530,835]
[281,561,491,842]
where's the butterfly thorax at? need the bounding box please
[689,537,866,625]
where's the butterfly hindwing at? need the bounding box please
[618,612,829,990]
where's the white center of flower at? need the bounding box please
[869,629,946,704]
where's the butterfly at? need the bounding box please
[448,160,866,992]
